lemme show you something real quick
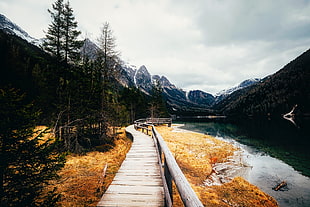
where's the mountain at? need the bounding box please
[120,64,188,105]
[217,49,310,117]
[214,78,261,104]
[119,64,215,114]
[0,28,65,121]
[80,38,100,60]
[0,14,42,47]
[188,90,215,107]
[134,65,153,94]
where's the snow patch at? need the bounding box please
[133,68,138,87]
[186,91,190,101]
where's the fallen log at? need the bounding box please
[273,181,287,191]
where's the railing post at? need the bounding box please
[158,142,162,161]
[164,157,173,204]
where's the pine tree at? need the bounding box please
[0,88,64,206]
[63,1,82,63]
[44,0,81,63]
[44,0,64,61]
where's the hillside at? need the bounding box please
[216,49,310,117]
[0,29,61,117]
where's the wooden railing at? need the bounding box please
[134,118,203,207]
[146,118,172,127]
[134,118,172,134]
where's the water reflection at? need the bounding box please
[180,118,310,177]
[178,118,310,207]
[233,118,310,177]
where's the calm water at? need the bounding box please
[178,118,310,207]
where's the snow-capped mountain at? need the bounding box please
[0,14,42,47]
[118,63,215,112]
[215,78,261,104]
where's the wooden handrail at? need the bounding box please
[134,119,203,207]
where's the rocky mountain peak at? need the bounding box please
[80,38,100,60]
[158,76,173,87]
[134,65,152,94]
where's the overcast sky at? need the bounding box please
[1,0,310,95]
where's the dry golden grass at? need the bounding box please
[45,128,132,207]
[156,125,278,207]
[156,126,236,184]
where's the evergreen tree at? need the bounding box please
[63,1,82,63]
[149,80,169,118]
[44,0,64,61]
[120,87,149,122]
[0,88,64,206]
[44,0,81,63]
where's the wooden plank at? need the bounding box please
[119,163,160,169]
[113,175,163,181]
[98,198,163,207]
[111,180,163,186]
[106,184,164,194]
[101,194,163,201]
[98,196,163,207]
[117,170,160,175]
[120,160,158,163]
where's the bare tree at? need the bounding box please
[97,22,120,111]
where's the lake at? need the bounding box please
[177,117,310,207]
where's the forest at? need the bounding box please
[0,0,168,205]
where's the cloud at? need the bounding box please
[194,0,310,44]
[1,0,310,95]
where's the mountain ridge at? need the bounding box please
[218,49,310,116]
[0,14,42,47]
[0,14,253,102]
[2,13,308,117]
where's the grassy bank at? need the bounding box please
[45,129,132,207]
[156,125,278,207]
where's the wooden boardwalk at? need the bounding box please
[97,125,164,207]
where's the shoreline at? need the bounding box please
[171,123,251,185]
[169,123,310,207]
[156,124,278,207]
